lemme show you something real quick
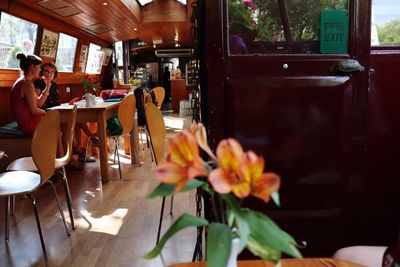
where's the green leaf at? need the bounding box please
[247,236,281,262]
[223,194,249,253]
[221,194,241,212]
[234,212,250,254]
[207,223,233,267]
[271,192,280,207]
[148,179,207,199]
[147,183,175,199]
[241,209,302,260]
[143,213,208,259]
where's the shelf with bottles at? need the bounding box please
[185,59,200,86]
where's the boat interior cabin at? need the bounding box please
[1,0,400,266]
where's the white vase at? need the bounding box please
[84,93,96,107]
[226,238,239,267]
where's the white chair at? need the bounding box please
[332,246,387,267]
[152,86,165,109]
[84,94,139,179]
[0,110,63,264]
[7,105,77,230]
[144,102,174,243]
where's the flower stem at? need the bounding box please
[210,192,221,223]
[218,195,226,224]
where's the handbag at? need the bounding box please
[107,114,123,135]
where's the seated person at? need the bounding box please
[34,62,60,109]
[34,62,96,162]
[10,53,47,134]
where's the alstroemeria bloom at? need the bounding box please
[209,139,280,202]
[240,151,280,202]
[190,123,217,160]
[156,130,206,192]
[209,139,250,198]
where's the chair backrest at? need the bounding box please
[145,102,166,165]
[117,94,136,136]
[152,86,165,109]
[59,105,77,163]
[31,110,60,184]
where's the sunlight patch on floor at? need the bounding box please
[164,116,184,130]
[80,208,128,235]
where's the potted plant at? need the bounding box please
[81,74,98,106]
[144,123,302,267]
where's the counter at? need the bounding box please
[171,79,189,112]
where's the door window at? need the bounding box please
[228,0,349,55]
[371,0,400,46]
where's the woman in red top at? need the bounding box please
[10,52,51,134]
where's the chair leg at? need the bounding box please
[144,128,154,163]
[83,135,93,174]
[61,166,75,230]
[10,195,15,216]
[5,196,10,240]
[156,196,166,244]
[113,137,122,179]
[27,194,48,263]
[48,181,70,236]
[169,195,174,215]
[113,138,117,164]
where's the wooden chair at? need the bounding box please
[144,102,174,243]
[152,86,165,109]
[7,106,77,230]
[0,110,63,264]
[84,94,139,179]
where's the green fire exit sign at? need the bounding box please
[320,9,349,54]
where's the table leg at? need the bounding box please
[97,111,109,182]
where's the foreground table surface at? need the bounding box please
[168,258,365,267]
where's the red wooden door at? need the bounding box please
[203,0,372,256]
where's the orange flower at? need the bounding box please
[240,151,280,202]
[190,123,217,160]
[156,131,206,192]
[209,139,280,202]
[209,139,250,198]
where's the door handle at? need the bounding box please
[331,59,365,74]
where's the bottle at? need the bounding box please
[175,67,181,79]
[382,243,400,267]
[171,68,176,80]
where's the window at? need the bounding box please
[0,12,38,69]
[371,0,400,46]
[85,43,104,74]
[227,0,349,55]
[114,41,123,68]
[55,33,78,72]
[114,41,124,84]
[137,0,186,6]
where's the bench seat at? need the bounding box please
[0,121,32,162]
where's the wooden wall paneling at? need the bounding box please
[0,87,12,125]
[1,2,109,47]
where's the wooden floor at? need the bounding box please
[0,115,200,267]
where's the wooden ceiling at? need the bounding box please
[13,0,194,49]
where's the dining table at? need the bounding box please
[167,258,365,267]
[49,99,139,182]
